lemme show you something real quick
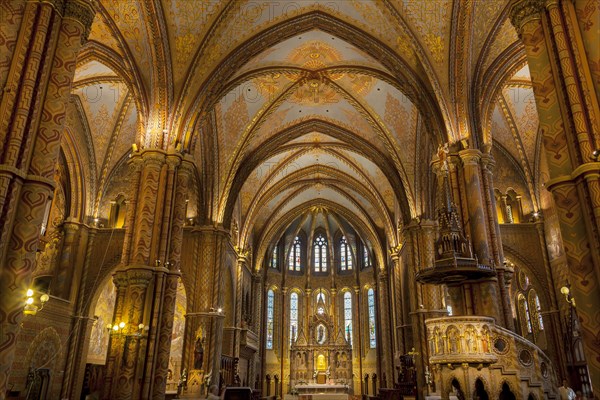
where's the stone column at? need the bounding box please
[103,273,130,396]
[457,150,504,325]
[54,220,80,299]
[249,274,263,389]
[181,226,230,396]
[510,0,600,385]
[112,268,155,399]
[353,286,363,394]
[233,249,250,360]
[401,218,445,396]
[60,224,95,399]
[149,159,193,399]
[481,154,515,331]
[0,1,94,395]
[100,151,191,400]
[389,249,406,357]
[376,272,394,388]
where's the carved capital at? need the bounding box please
[113,272,129,289]
[63,0,96,43]
[235,246,251,263]
[166,154,181,171]
[389,244,403,261]
[509,0,545,31]
[458,149,482,166]
[128,156,144,173]
[126,268,154,287]
[480,153,496,173]
[179,158,195,178]
[142,151,166,168]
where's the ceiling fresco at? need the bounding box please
[64,0,543,262]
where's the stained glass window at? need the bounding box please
[266,290,274,349]
[344,292,353,345]
[270,246,278,269]
[518,293,532,334]
[340,236,352,271]
[288,236,302,271]
[368,288,376,348]
[363,246,370,268]
[533,292,544,331]
[290,293,299,344]
[313,234,327,272]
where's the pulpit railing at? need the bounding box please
[425,316,558,398]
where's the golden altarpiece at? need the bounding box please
[290,293,353,394]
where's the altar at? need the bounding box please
[295,383,351,394]
[289,294,353,395]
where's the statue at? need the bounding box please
[194,336,205,370]
[178,368,188,394]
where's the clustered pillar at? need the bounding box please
[101,150,192,400]
[510,0,600,385]
[180,226,230,397]
[0,0,95,396]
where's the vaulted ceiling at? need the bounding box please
[66,0,543,268]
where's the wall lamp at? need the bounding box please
[107,322,150,336]
[107,321,127,334]
[24,289,49,316]
[592,149,600,161]
[560,282,576,307]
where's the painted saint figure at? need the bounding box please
[194,336,204,370]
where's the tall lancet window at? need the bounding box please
[517,293,533,334]
[344,292,353,345]
[270,246,278,269]
[340,236,352,271]
[266,290,274,349]
[288,236,302,271]
[363,246,370,268]
[313,234,327,272]
[290,292,299,344]
[368,288,376,348]
[531,291,544,331]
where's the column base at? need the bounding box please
[180,369,207,398]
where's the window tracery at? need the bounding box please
[289,236,302,272]
[270,246,278,269]
[266,289,275,349]
[313,233,327,273]
[290,292,299,344]
[340,236,352,271]
[344,292,352,345]
[368,288,376,348]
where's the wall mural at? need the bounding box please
[168,279,187,376]
[87,279,116,365]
